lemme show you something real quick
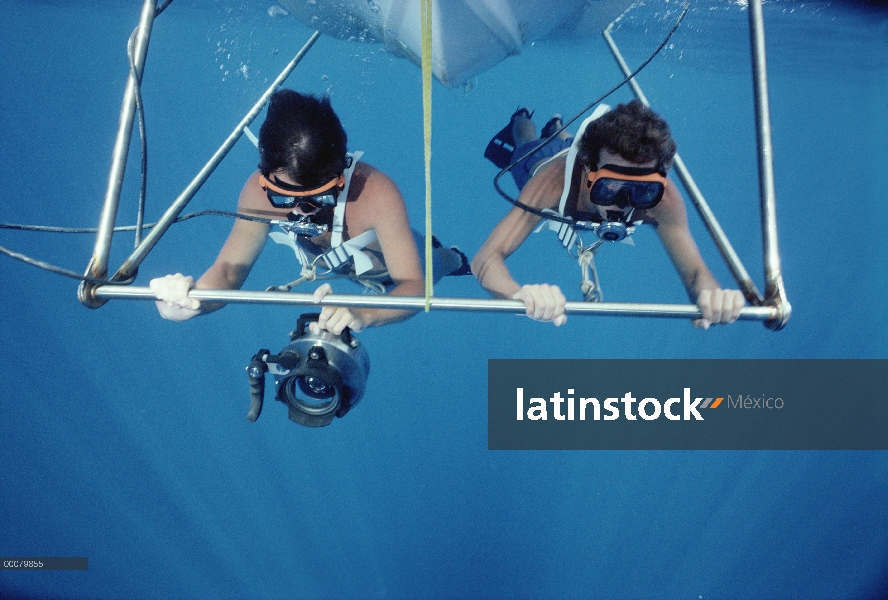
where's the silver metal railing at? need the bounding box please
[94,286,777,321]
[749,0,791,329]
[81,0,158,292]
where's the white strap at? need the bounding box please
[243,126,259,148]
[270,227,379,276]
[557,104,611,215]
[318,228,378,275]
[533,211,578,250]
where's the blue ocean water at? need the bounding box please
[1,0,886,598]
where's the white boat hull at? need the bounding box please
[276,0,635,88]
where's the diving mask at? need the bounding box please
[259,172,345,212]
[587,164,667,210]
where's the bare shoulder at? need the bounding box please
[351,162,400,198]
[349,161,405,209]
[344,161,409,237]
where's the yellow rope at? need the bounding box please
[421,0,433,311]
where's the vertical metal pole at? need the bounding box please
[749,0,790,329]
[80,0,157,301]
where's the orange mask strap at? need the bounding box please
[587,167,666,189]
[259,173,345,197]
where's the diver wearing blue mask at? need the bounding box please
[476,100,745,329]
[151,89,470,333]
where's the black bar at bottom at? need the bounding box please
[1,557,88,570]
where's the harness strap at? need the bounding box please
[557,104,611,215]
[533,210,578,250]
[268,230,315,270]
[318,228,378,275]
[531,105,611,254]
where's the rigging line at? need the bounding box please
[155,0,173,17]
[492,2,690,224]
[125,0,174,249]
[0,244,135,286]
[0,209,275,234]
[421,0,433,311]
[128,26,148,248]
[0,210,270,283]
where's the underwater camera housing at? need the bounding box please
[246,313,370,427]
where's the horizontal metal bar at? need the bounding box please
[93,286,776,321]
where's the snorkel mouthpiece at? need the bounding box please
[596,220,630,242]
[245,313,370,427]
[278,213,329,238]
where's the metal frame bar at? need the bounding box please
[602,0,790,329]
[93,286,777,321]
[82,0,157,288]
[81,1,789,328]
[749,0,790,329]
[79,29,322,307]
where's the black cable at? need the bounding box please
[115,0,176,250]
[0,210,273,285]
[127,0,174,248]
[155,0,173,17]
[492,2,690,226]
[128,28,149,248]
[0,210,275,234]
[0,244,136,286]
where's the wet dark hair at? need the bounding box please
[257,89,348,188]
[577,100,676,174]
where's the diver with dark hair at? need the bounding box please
[475,100,744,329]
[151,89,469,333]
